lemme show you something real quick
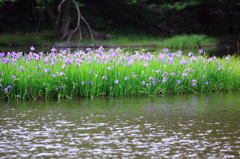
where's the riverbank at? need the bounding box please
[0,32,235,50]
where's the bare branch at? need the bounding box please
[81,15,96,45]
[57,0,95,46]
[58,0,66,11]
[71,0,81,34]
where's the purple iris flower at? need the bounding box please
[61,64,66,69]
[149,77,154,80]
[182,73,188,77]
[30,46,35,51]
[192,79,197,83]
[206,81,211,85]
[3,87,8,91]
[3,59,10,63]
[188,52,193,57]
[162,48,170,52]
[0,52,5,57]
[218,65,223,70]
[43,68,50,72]
[51,74,57,77]
[43,58,49,64]
[102,76,107,80]
[176,80,181,84]
[225,55,230,62]
[162,77,167,82]
[114,79,119,84]
[51,47,57,52]
[6,85,12,89]
[144,62,148,67]
[65,58,73,64]
[171,72,176,76]
[58,72,65,76]
[162,72,168,76]
[86,48,92,52]
[11,75,16,80]
[19,66,24,71]
[88,81,93,85]
[180,60,189,65]
[198,49,203,53]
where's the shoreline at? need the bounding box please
[0,42,227,49]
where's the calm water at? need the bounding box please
[0,92,240,158]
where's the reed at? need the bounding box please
[0,47,240,100]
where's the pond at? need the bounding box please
[0,91,240,158]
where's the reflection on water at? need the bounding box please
[0,92,240,158]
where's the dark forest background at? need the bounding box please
[0,0,239,43]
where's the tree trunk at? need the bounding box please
[60,0,71,40]
[46,2,61,34]
[218,0,235,34]
[198,0,210,25]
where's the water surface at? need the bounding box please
[0,92,240,158]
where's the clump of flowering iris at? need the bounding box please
[0,47,239,99]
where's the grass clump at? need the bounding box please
[0,31,56,45]
[161,34,219,48]
[77,34,220,48]
[73,33,163,46]
[0,47,240,100]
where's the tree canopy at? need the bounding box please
[0,0,239,41]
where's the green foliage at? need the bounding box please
[146,0,201,11]
[163,1,201,10]
[0,0,17,2]
[0,0,17,7]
